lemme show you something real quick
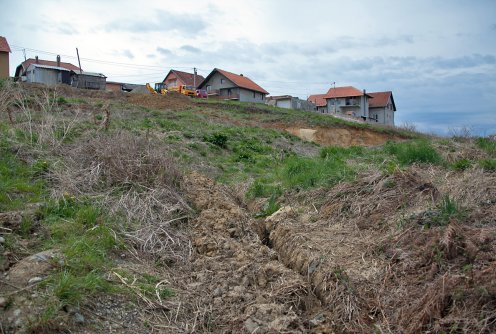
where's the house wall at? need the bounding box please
[369,108,385,124]
[276,98,292,108]
[71,74,106,90]
[326,96,369,118]
[203,72,236,92]
[106,82,122,92]
[164,72,182,88]
[239,88,265,103]
[0,52,9,78]
[292,98,316,111]
[26,66,65,85]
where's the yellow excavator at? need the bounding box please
[146,83,196,97]
[146,82,167,95]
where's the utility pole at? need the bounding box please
[193,67,197,88]
[22,49,26,61]
[332,81,336,114]
[76,48,82,74]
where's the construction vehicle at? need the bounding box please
[146,82,167,95]
[146,82,197,97]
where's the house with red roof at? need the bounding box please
[197,68,268,103]
[15,56,81,79]
[163,69,204,88]
[325,86,370,120]
[0,36,11,78]
[308,85,396,125]
[368,91,396,125]
[307,94,327,113]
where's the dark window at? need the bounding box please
[220,78,224,84]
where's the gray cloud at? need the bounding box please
[156,47,172,55]
[180,45,201,53]
[24,20,78,35]
[112,49,134,59]
[103,10,207,36]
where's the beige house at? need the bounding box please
[198,68,268,103]
[163,69,204,88]
[0,36,11,78]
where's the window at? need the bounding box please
[220,78,224,84]
[329,99,335,105]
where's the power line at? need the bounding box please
[10,44,197,70]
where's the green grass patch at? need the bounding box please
[0,141,45,211]
[479,159,496,171]
[451,159,472,171]
[383,140,443,165]
[475,138,496,157]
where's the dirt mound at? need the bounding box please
[260,166,496,333]
[157,172,327,333]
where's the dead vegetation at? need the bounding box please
[1,82,494,333]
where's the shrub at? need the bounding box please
[204,132,228,148]
[451,159,472,171]
[384,140,443,165]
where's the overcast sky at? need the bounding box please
[1,0,495,135]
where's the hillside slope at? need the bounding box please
[0,82,495,333]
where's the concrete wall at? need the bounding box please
[0,52,9,78]
[203,72,236,92]
[369,107,395,126]
[239,88,266,103]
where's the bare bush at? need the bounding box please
[0,79,18,125]
[398,121,418,133]
[53,131,193,261]
[449,125,473,140]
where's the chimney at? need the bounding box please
[240,74,243,77]
[35,56,39,64]
[56,55,61,67]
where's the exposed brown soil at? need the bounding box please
[285,125,402,147]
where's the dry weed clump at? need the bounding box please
[52,131,193,262]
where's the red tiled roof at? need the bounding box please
[215,68,268,94]
[308,94,327,107]
[20,58,81,73]
[369,91,396,110]
[0,36,11,53]
[325,86,365,98]
[368,91,391,108]
[164,69,204,87]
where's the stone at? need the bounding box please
[73,312,85,324]
[0,297,6,308]
[0,236,5,244]
[212,287,223,297]
[28,276,43,284]
[309,313,325,327]
[13,309,21,317]
[244,318,260,333]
